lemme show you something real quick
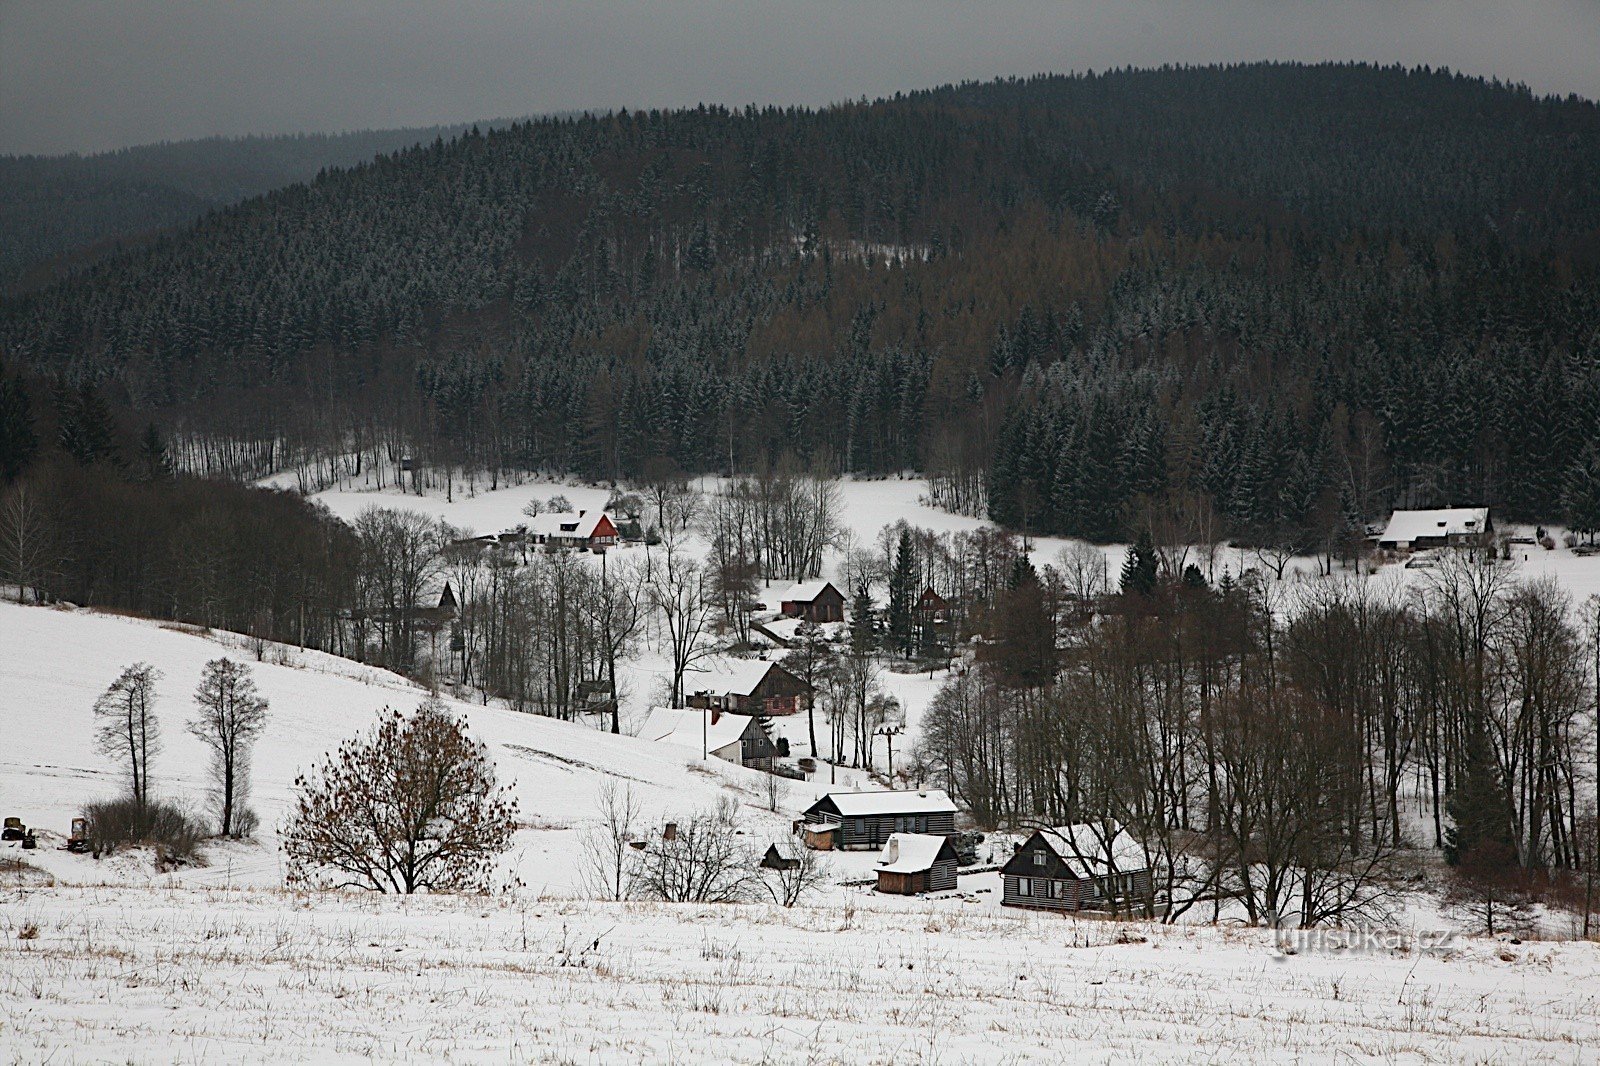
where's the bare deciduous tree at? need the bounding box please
[284,695,518,893]
[188,658,269,837]
[762,840,831,907]
[635,798,756,903]
[93,663,162,809]
[579,780,643,901]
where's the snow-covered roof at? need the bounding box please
[1036,823,1144,879]
[878,833,951,873]
[1380,507,1490,544]
[639,707,749,754]
[780,580,838,603]
[817,789,957,817]
[526,510,611,539]
[683,657,779,697]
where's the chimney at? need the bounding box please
[663,822,678,842]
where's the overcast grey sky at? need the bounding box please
[2,0,1597,156]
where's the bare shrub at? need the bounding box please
[761,843,831,908]
[283,695,518,894]
[635,798,756,904]
[82,796,206,866]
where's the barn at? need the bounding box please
[802,789,958,850]
[778,580,846,623]
[1377,507,1492,552]
[875,833,959,895]
[1000,823,1150,913]
[639,706,778,769]
[761,839,805,871]
[684,658,812,716]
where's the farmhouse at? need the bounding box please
[778,580,846,623]
[684,657,811,716]
[1377,507,1492,552]
[875,832,959,895]
[639,706,778,770]
[526,510,619,552]
[1001,823,1150,913]
[802,789,958,850]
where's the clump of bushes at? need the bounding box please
[82,797,207,867]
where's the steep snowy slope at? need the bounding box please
[0,601,792,892]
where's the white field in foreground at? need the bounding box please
[1,883,1597,1064]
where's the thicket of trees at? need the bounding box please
[916,547,1600,927]
[4,65,1598,543]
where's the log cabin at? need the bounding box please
[802,789,958,850]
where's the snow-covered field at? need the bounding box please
[2,881,1597,1063]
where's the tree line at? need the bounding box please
[915,544,1599,928]
[3,64,1597,547]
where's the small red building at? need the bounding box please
[778,580,845,623]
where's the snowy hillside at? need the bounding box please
[0,601,800,894]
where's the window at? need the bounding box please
[1017,877,1032,897]
[1052,880,1067,899]
[1032,851,1046,867]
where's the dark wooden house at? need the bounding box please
[1000,823,1150,913]
[915,587,951,623]
[778,580,846,623]
[875,833,959,895]
[685,658,811,716]
[802,790,958,850]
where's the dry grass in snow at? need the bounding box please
[2,883,1598,1064]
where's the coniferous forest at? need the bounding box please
[4,64,1600,547]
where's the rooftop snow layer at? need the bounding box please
[820,789,957,817]
[1380,507,1489,543]
[878,832,949,872]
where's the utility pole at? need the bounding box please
[877,724,903,782]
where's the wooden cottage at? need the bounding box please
[778,580,846,623]
[684,658,811,716]
[915,587,951,623]
[526,510,620,552]
[1377,508,1492,552]
[875,833,959,895]
[802,789,958,850]
[639,706,778,770]
[1000,823,1150,913]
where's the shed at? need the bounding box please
[761,839,806,871]
[802,789,958,850]
[875,833,959,895]
[1000,822,1150,913]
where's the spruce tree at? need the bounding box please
[1119,530,1158,596]
[887,529,916,657]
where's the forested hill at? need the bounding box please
[4,63,1600,546]
[0,119,533,291]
